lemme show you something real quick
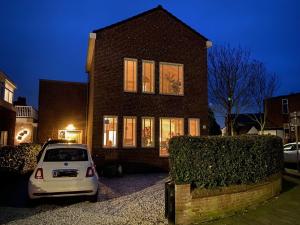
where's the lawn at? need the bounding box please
[205,170,300,225]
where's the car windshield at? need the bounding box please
[43,148,88,162]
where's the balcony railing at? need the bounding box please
[15,106,38,120]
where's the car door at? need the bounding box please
[284,144,299,163]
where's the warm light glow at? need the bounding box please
[66,124,76,131]
[16,129,30,142]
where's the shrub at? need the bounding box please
[169,135,283,188]
[0,143,41,175]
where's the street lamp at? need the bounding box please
[290,111,300,172]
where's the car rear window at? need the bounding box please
[43,148,88,162]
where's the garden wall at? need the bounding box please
[175,174,281,224]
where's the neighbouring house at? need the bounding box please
[38,6,210,170]
[0,71,17,146]
[265,92,300,143]
[14,98,38,145]
[38,80,87,144]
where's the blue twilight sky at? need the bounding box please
[0,0,300,125]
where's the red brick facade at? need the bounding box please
[38,80,87,144]
[87,6,210,170]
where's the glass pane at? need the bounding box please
[44,148,88,162]
[123,117,136,147]
[124,59,137,92]
[160,63,183,95]
[103,116,117,147]
[189,119,200,136]
[142,61,154,93]
[142,118,154,147]
[160,118,184,156]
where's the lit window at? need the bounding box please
[0,131,8,147]
[142,117,154,147]
[160,63,183,95]
[189,118,200,136]
[142,61,155,93]
[159,118,184,157]
[4,82,14,104]
[103,116,118,148]
[282,99,289,114]
[124,58,137,92]
[123,117,136,147]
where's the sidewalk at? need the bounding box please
[206,170,300,225]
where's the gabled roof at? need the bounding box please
[93,5,209,41]
[0,71,17,89]
[265,92,300,101]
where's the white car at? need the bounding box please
[284,142,300,164]
[28,143,99,202]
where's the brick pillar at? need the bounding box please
[175,184,192,225]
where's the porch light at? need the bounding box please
[66,124,76,131]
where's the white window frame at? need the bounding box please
[123,116,137,148]
[141,117,155,148]
[159,62,184,96]
[142,60,155,94]
[124,58,138,93]
[103,115,118,148]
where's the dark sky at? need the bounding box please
[1,0,299,125]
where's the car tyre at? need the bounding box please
[88,191,98,203]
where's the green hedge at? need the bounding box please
[169,135,284,188]
[0,144,41,175]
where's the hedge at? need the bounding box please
[0,144,41,175]
[169,135,284,188]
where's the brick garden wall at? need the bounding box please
[174,175,282,224]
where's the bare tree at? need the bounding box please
[248,60,278,133]
[208,44,253,136]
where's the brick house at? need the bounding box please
[38,80,87,144]
[0,71,17,146]
[38,6,211,170]
[265,92,300,143]
[86,5,210,170]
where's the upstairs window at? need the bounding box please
[160,63,184,95]
[103,116,118,148]
[124,58,137,92]
[0,82,4,99]
[142,60,155,93]
[282,99,289,114]
[189,118,200,136]
[123,117,136,147]
[4,82,14,104]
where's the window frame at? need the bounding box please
[282,98,289,114]
[159,62,184,96]
[141,117,155,148]
[102,115,118,149]
[123,58,138,93]
[142,60,155,94]
[188,118,200,136]
[123,116,137,148]
[159,117,184,157]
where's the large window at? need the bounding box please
[160,63,184,95]
[103,116,118,148]
[142,60,155,93]
[0,131,8,147]
[160,118,184,157]
[123,117,136,147]
[282,99,289,114]
[188,118,200,136]
[124,58,137,92]
[142,117,154,147]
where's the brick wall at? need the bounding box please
[0,101,16,145]
[174,175,282,224]
[90,7,209,170]
[38,80,87,144]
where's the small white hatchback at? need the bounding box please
[28,143,99,202]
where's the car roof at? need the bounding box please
[45,143,88,150]
[284,142,298,146]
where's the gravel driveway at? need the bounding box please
[0,173,169,225]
